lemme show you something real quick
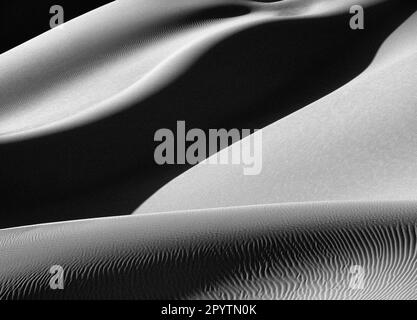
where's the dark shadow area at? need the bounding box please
[0,0,114,54]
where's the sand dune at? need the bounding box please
[136,8,417,214]
[1,0,417,300]
[1,201,417,299]
[1,0,416,228]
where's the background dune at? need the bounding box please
[136,8,417,214]
[1,0,416,228]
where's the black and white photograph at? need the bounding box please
[1,0,417,308]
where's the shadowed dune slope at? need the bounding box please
[136,9,417,214]
[1,201,417,299]
[1,0,416,227]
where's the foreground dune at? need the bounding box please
[1,201,417,299]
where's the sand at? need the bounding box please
[1,0,417,299]
[2,201,417,299]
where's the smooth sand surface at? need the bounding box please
[1,0,417,299]
[136,8,417,214]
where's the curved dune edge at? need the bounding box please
[1,201,417,299]
[136,9,417,214]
